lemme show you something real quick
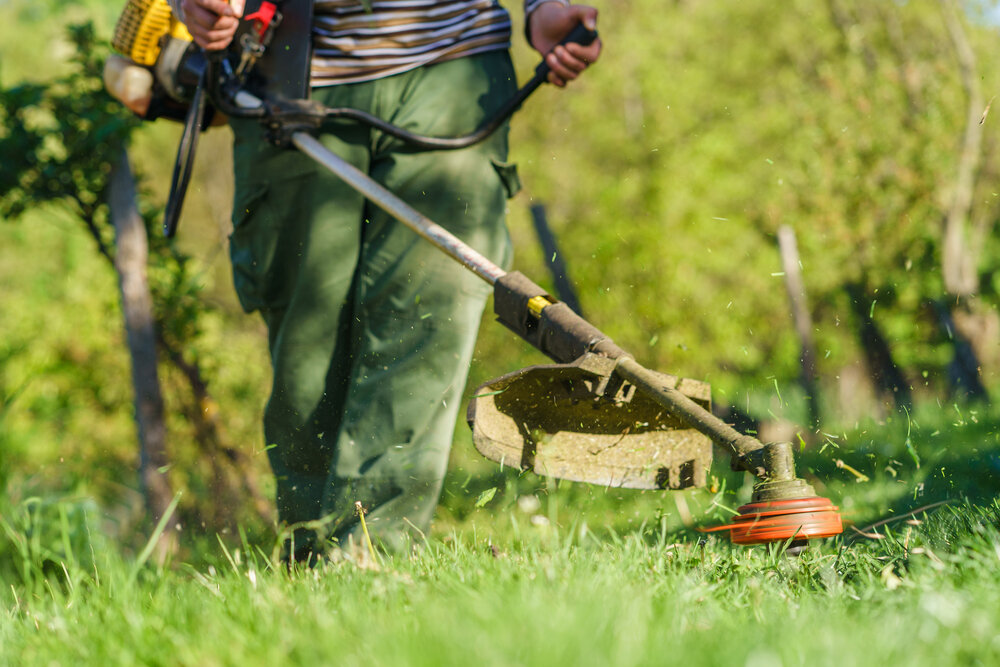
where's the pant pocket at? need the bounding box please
[490,158,522,199]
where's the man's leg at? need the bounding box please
[320,52,519,551]
[228,83,376,557]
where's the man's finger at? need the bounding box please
[187,18,239,38]
[200,23,240,42]
[184,3,231,29]
[545,53,579,84]
[565,41,600,63]
[187,16,240,49]
[194,0,238,17]
[553,45,587,73]
[569,4,598,31]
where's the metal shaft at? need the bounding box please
[292,132,505,284]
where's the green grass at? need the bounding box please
[3,406,1000,666]
[2,498,1000,666]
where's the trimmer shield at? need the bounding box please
[467,355,713,490]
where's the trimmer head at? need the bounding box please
[700,496,843,545]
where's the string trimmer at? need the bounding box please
[106,0,843,546]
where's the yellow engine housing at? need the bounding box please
[112,0,192,66]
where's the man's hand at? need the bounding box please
[180,0,244,51]
[528,2,601,87]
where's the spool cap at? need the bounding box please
[700,496,843,545]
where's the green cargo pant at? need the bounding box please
[228,52,518,555]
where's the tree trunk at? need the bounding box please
[939,0,982,297]
[950,302,1000,381]
[932,300,989,401]
[108,149,178,559]
[777,225,821,427]
[936,0,990,401]
[529,204,584,316]
[845,282,912,412]
[160,341,274,527]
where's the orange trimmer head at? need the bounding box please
[700,496,843,545]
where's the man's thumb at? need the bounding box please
[572,5,598,31]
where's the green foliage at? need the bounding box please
[0,23,136,222]
[0,19,271,535]
[504,0,1000,405]
[0,22,206,363]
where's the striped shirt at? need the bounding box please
[167,0,569,86]
[169,0,563,85]
[312,0,561,85]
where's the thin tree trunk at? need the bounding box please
[932,300,989,401]
[939,0,982,297]
[108,149,179,559]
[529,204,584,316]
[92,160,269,531]
[845,282,912,412]
[160,341,274,526]
[936,0,990,401]
[777,226,821,427]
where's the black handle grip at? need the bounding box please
[534,23,599,79]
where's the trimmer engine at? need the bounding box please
[105,0,202,119]
[112,0,186,66]
[105,0,311,120]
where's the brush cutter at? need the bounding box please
[106,0,843,546]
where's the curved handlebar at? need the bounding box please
[206,23,598,148]
[166,23,597,236]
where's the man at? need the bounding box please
[175,0,601,557]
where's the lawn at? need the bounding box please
[3,407,999,666]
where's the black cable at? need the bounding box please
[319,68,548,151]
[163,70,209,238]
